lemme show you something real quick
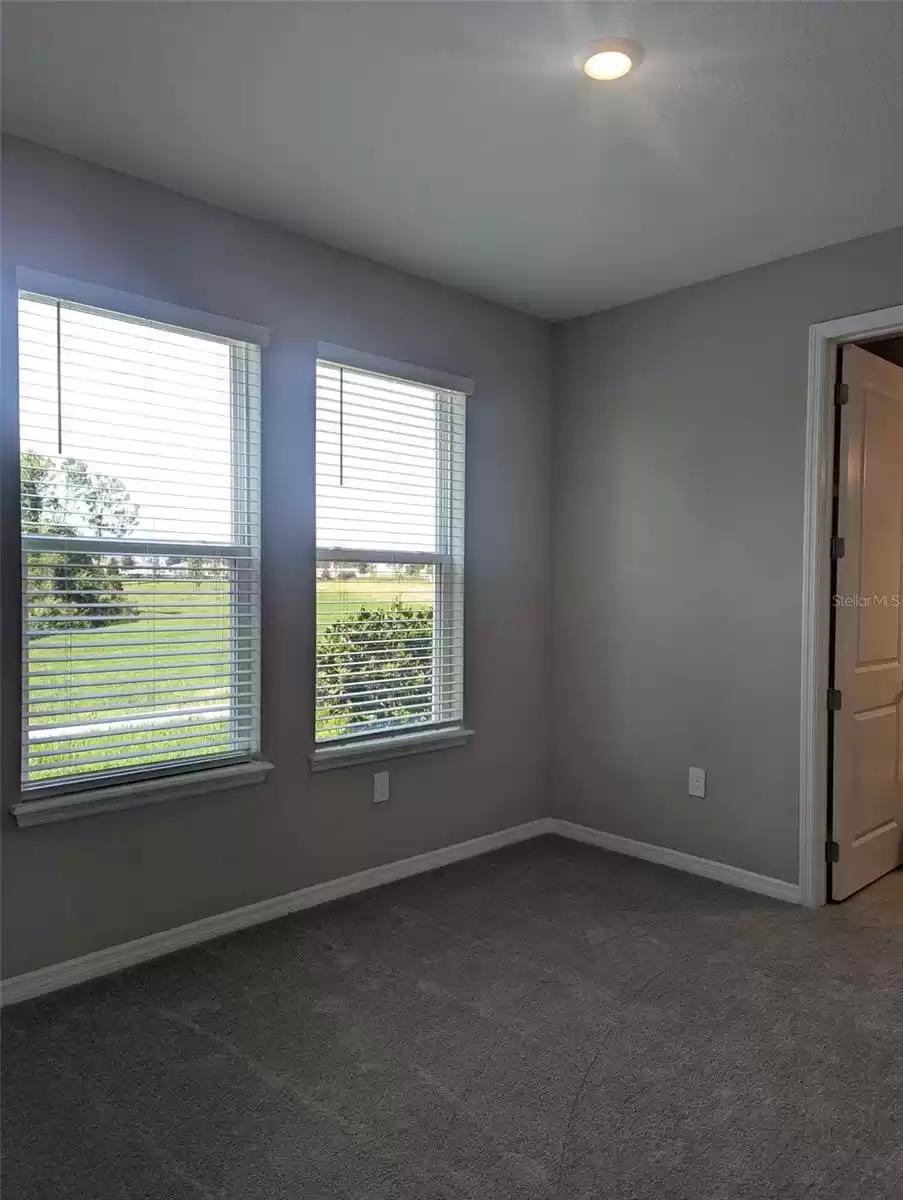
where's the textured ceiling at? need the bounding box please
[3,1,903,319]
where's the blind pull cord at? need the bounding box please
[339,365,344,487]
[56,300,63,455]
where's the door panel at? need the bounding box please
[858,380,903,665]
[831,344,903,901]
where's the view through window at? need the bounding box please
[315,360,465,743]
[18,292,261,790]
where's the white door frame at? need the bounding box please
[800,303,903,907]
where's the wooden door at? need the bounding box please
[831,344,903,900]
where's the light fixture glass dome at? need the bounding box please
[577,39,643,82]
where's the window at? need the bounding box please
[18,289,262,796]
[315,356,466,749]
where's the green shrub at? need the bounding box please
[317,598,433,739]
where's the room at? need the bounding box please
[1,2,902,1196]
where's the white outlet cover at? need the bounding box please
[688,767,706,799]
[373,771,390,804]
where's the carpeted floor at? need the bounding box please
[3,836,902,1199]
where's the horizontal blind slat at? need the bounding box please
[26,652,258,675]
[26,670,256,694]
[27,691,250,720]
[29,716,257,746]
[28,740,257,777]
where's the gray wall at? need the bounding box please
[0,137,552,978]
[4,136,901,980]
[552,226,903,884]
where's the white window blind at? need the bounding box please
[315,359,465,744]
[18,291,262,792]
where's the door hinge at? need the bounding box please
[826,840,840,864]
[834,381,849,407]
[830,536,845,560]
[827,688,842,712]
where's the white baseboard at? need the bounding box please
[1,815,801,1006]
[549,819,801,904]
[1,818,553,1006]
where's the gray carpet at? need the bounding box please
[3,836,902,1199]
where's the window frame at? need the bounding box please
[312,346,472,768]
[10,269,272,825]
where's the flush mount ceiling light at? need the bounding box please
[577,38,642,81]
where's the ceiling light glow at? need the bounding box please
[577,39,642,82]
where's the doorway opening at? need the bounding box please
[800,305,903,908]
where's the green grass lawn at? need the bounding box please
[28,576,233,720]
[26,573,235,781]
[26,571,433,782]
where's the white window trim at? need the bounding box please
[11,759,275,827]
[310,726,473,772]
[317,342,472,396]
[314,347,467,760]
[13,272,269,823]
[17,269,269,348]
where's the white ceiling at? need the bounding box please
[4,1,903,320]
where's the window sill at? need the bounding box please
[310,727,474,772]
[10,760,275,828]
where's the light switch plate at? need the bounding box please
[688,766,706,799]
[373,771,390,804]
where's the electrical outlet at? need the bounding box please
[373,771,390,804]
[688,766,706,799]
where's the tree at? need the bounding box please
[316,599,433,739]
[22,453,141,633]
